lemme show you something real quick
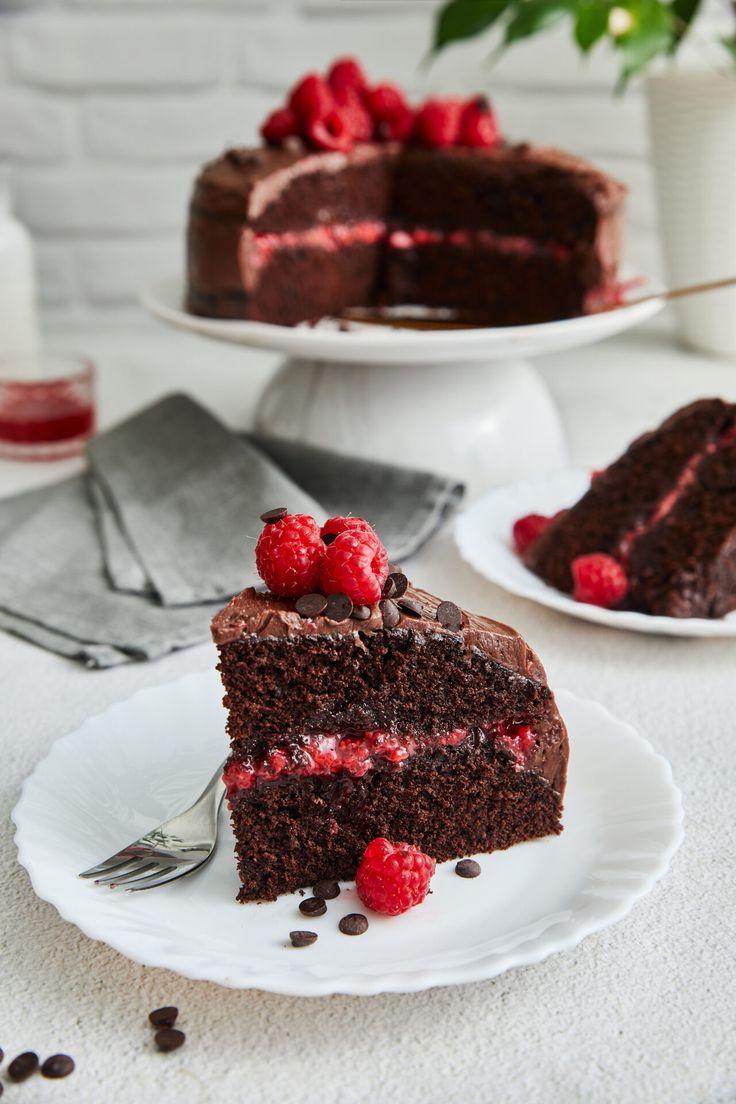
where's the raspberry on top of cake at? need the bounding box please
[187,56,626,328]
[211,509,568,902]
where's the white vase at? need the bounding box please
[646,71,736,357]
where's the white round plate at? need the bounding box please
[140,272,664,366]
[456,469,736,637]
[13,670,682,996]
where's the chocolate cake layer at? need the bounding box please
[213,584,568,901]
[525,398,736,617]
[385,242,596,327]
[213,587,561,766]
[187,142,626,326]
[228,732,563,902]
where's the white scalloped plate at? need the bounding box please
[13,670,682,996]
[456,469,736,637]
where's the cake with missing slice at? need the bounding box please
[212,511,568,902]
[519,398,736,618]
[186,57,626,328]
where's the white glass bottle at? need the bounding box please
[0,169,40,357]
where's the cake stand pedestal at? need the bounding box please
[141,275,664,497]
[254,356,566,495]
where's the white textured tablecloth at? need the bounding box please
[2,318,735,1104]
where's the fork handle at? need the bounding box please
[193,760,227,814]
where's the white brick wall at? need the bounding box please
[0,0,674,315]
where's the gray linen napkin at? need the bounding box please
[0,393,463,667]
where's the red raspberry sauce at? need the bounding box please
[0,381,95,444]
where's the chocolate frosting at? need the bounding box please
[192,141,626,221]
[211,583,547,683]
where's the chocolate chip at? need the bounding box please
[289,930,318,947]
[149,1006,178,1028]
[7,1053,39,1082]
[339,913,369,936]
[155,1029,185,1053]
[379,598,400,628]
[352,604,371,621]
[397,597,424,618]
[259,506,287,524]
[295,593,327,618]
[313,878,340,900]
[41,1055,75,1080]
[324,592,353,621]
[322,532,338,545]
[382,576,397,599]
[455,859,481,879]
[299,896,327,917]
[437,600,463,631]
[388,572,408,598]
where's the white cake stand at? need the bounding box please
[141,275,664,496]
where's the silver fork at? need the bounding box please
[79,761,227,891]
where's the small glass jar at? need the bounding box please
[0,352,96,461]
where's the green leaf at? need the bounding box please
[614,1,674,85]
[503,0,574,46]
[721,35,736,63]
[433,0,512,53]
[575,1,612,52]
[669,0,702,48]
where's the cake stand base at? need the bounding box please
[254,357,568,497]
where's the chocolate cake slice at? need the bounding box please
[212,584,568,902]
[525,398,736,618]
[187,142,626,328]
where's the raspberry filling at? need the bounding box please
[223,720,537,796]
[245,221,573,272]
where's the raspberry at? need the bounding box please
[260,106,299,146]
[367,83,414,141]
[332,85,374,142]
[367,82,405,119]
[571,553,628,609]
[305,108,354,152]
[321,515,376,541]
[512,513,554,556]
[289,73,334,123]
[355,837,436,916]
[319,529,389,604]
[255,513,325,597]
[459,96,500,149]
[412,98,464,148]
[327,57,369,98]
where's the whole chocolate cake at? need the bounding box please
[186,60,626,328]
[212,578,568,903]
[523,398,736,618]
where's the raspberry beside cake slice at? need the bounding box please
[212,566,568,902]
[523,398,736,618]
